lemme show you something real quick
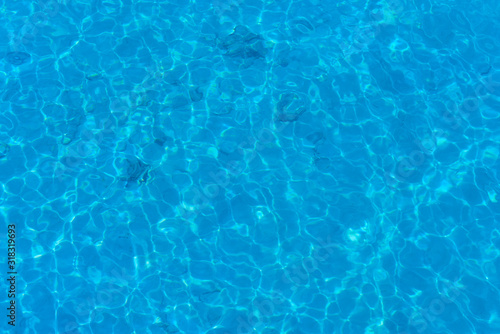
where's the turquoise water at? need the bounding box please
[2,0,500,333]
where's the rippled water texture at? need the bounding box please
[1,0,500,333]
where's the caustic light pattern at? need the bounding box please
[1,0,500,333]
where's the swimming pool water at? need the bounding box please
[1,0,500,333]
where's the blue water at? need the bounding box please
[1,0,500,333]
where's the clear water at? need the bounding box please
[1,0,500,333]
